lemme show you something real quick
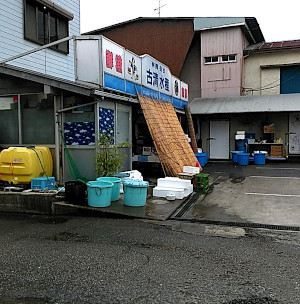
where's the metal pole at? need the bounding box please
[17,94,22,144]
[0,36,74,65]
[54,96,60,183]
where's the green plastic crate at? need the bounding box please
[195,173,209,188]
[195,185,209,194]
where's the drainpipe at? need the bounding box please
[54,95,60,184]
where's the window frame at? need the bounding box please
[204,54,237,65]
[23,0,70,54]
[221,54,237,63]
[204,56,219,65]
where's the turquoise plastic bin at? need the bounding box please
[254,153,266,165]
[195,153,207,167]
[87,181,113,207]
[123,180,149,207]
[231,151,242,163]
[97,177,121,201]
[237,153,250,166]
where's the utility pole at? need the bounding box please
[154,0,167,17]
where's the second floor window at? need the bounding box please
[24,0,73,54]
[204,54,237,65]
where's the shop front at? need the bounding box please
[190,94,300,160]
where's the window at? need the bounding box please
[24,0,73,53]
[204,56,219,64]
[221,54,237,63]
[205,54,237,65]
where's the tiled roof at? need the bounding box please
[246,40,300,53]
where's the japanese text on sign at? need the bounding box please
[105,50,123,74]
[142,56,171,95]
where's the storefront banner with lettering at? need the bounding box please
[141,55,172,96]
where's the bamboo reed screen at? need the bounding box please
[138,94,200,176]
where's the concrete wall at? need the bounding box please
[0,0,80,81]
[200,27,247,98]
[244,50,300,96]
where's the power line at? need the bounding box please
[243,65,300,93]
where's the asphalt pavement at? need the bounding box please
[180,160,300,229]
[0,213,300,304]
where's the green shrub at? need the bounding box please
[95,132,131,177]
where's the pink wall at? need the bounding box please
[201,27,247,98]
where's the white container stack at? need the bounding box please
[183,166,200,174]
[153,177,193,200]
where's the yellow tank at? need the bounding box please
[0,146,53,184]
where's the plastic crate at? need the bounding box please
[31,177,55,190]
[194,185,209,194]
[195,173,209,188]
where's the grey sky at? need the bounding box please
[80,0,300,42]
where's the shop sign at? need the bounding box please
[124,50,142,85]
[181,81,189,102]
[102,37,124,78]
[141,55,172,96]
[172,76,181,99]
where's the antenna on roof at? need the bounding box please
[154,0,167,17]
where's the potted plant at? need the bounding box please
[95,131,131,177]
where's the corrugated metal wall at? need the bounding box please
[201,27,245,98]
[90,19,195,77]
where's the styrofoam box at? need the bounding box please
[153,186,186,200]
[236,131,245,135]
[183,166,200,174]
[157,177,191,189]
[184,185,193,197]
[235,134,245,140]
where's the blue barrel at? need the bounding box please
[237,146,246,152]
[195,153,207,167]
[237,153,250,166]
[203,152,208,165]
[231,151,242,163]
[123,180,149,207]
[87,181,113,207]
[254,153,266,165]
[97,177,121,201]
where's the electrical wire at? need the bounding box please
[243,65,300,93]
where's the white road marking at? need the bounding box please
[256,167,300,171]
[246,192,300,198]
[249,176,300,180]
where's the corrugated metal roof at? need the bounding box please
[190,94,300,114]
[194,17,264,44]
[193,17,245,31]
[84,17,194,34]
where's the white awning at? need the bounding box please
[190,94,300,114]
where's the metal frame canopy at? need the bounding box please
[190,94,300,114]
